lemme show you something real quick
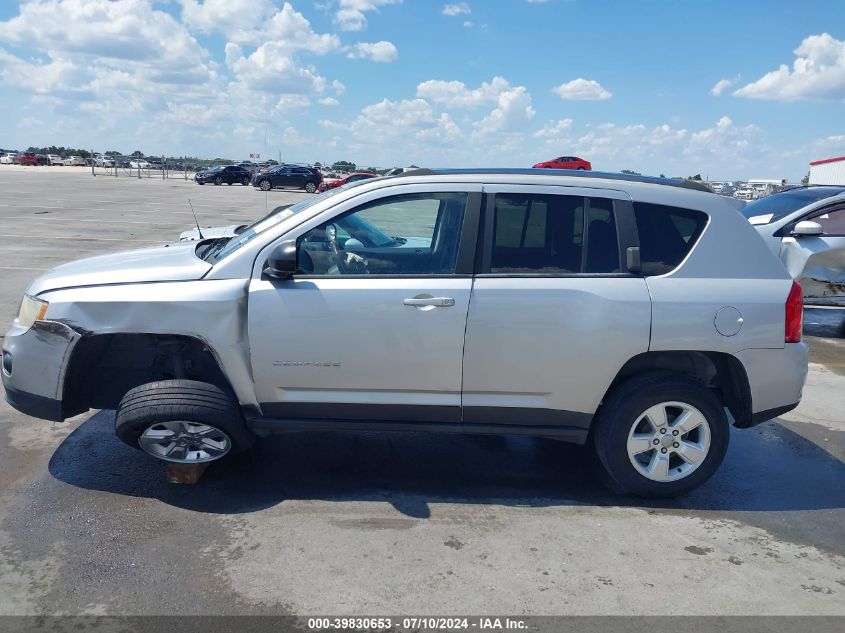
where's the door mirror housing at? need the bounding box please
[263,239,297,279]
[792,220,823,237]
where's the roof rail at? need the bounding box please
[391,168,714,192]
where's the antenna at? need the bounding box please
[188,199,204,240]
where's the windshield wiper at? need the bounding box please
[196,237,230,262]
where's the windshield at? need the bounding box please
[743,188,844,223]
[209,186,350,262]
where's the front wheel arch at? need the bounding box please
[62,333,236,418]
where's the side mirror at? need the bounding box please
[263,239,297,279]
[626,246,641,273]
[792,220,823,237]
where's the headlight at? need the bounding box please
[17,295,48,329]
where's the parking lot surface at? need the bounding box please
[0,167,843,616]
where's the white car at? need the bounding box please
[47,154,63,166]
[64,156,86,166]
[0,153,16,164]
[93,154,115,167]
[734,187,755,200]
[384,166,422,176]
[745,185,845,305]
[129,159,151,169]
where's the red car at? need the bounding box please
[18,152,39,166]
[317,171,378,192]
[533,155,591,170]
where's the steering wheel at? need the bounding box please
[326,224,368,274]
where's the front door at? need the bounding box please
[248,188,480,423]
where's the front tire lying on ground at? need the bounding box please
[591,373,729,497]
[115,380,254,463]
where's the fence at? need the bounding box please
[90,155,194,181]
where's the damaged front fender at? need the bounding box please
[38,278,257,409]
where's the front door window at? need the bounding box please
[297,192,468,275]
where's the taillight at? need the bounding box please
[785,280,803,343]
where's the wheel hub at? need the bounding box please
[626,401,712,483]
[138,420,232,464]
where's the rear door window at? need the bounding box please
[632,202,708,275]
[488,194,620,274]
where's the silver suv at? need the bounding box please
[2,170,808,497]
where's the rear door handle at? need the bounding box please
[403,296,456,307]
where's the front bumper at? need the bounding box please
[3,384,63,421]
[2,320,80,421]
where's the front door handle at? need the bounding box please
[403,296,456,308]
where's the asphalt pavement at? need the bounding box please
[0,167,843,617]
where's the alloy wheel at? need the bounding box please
[626,401,711,482]
[138,420,232,463]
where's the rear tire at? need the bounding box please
[214,176,222,185]
[115,380,255,463]
[591,373,729,497]
[259,179,272,191]
[304,181,317,193]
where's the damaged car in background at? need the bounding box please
[744,185,845,305]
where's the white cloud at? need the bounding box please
[710,76,739,97]
[225,42,327,94]
[556,122,688,174]
[734,33,845,101]
[179,1,340,52]
[417,76,512,107]
[178,0,273,43]
[534,118,574,140]
[475,85,535,133]
[416,76,534,135]
[0,0,209,69]
[552,78,612,101]
[334,0,402,32]
[0,49,92,99]
[346,40,398,62]
[319,97,464,164]
[318,97,340,106]
[442,3,471,16]
[332,79,346,94]
[463,21,474,28]
[685,115,760,156]
[0,0,220,122]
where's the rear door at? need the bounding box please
[781,204,845,303]
[462,185,651,432]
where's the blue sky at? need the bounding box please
[0,0,843,180]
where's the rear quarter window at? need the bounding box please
[632,202,708,275]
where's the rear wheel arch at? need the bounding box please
[62,333,236,417]
[601,350,752,427]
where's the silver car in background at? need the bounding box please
[3,169,808,497]
[744,186,845,305]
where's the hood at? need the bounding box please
[179,224,244,241]
[28,241,211,296]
